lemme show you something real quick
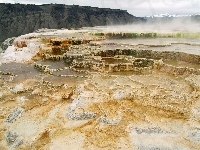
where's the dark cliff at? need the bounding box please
[0,3,144,42]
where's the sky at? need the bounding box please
[0,0,200,17]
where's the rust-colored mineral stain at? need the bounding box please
[29,130,51,150]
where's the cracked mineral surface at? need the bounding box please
[0,27,200,150]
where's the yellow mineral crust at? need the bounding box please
[0,29,200,150]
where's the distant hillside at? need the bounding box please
[0,3,144,42]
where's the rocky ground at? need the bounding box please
[0,28,200,150]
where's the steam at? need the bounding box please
[91,17,200,34]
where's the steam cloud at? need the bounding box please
[96,17,200,34]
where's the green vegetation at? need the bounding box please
[157,32,200,38]
[90,32,158,39]
[91,31,200,39]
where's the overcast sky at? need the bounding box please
[0,0,200,16]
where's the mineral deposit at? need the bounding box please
[0,28,200,150]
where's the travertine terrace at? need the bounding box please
[0,28,200,150]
